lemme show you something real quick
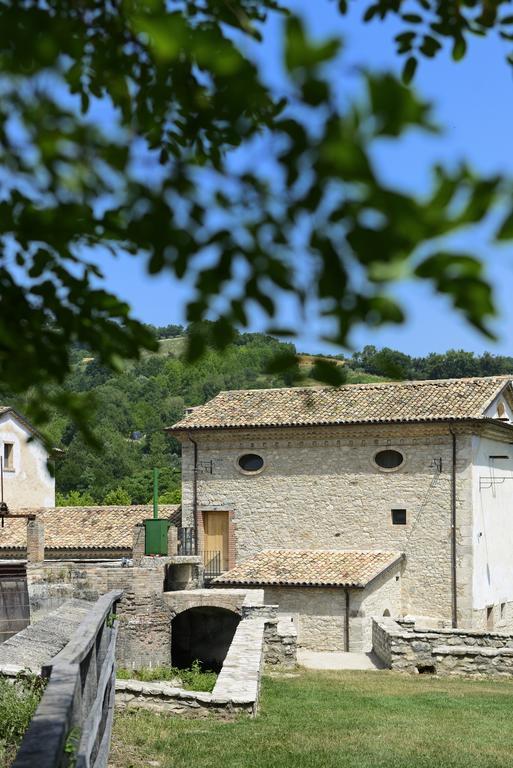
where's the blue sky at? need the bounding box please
[100,1,513,357]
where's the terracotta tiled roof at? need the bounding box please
[0,505,180,551]
[213,549,403,588]
[168,376,513,431]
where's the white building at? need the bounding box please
[0,407,55,510]
[169,376,513,652]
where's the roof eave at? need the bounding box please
[215,578,366,588]
[168,416,513,434]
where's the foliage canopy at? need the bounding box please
[1,0,512,436]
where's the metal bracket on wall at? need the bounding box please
[195,460,214,474]
[431,457,443,473]
[479,476,513,491]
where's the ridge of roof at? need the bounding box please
[206,375,513,397]
[169,376,513,432]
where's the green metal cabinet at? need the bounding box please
[144,519,171,555]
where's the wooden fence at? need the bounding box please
[13,589,123,768]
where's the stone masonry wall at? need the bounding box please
[261,586,346,651]
[27,562,170,668]
[372,618,513,677]
[26,566,296,670]
[180,423,474,626]
[254,563,401,653]
[350,563,403,651]
[472,599,513,632]
[263,617,297,667]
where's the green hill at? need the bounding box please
[12,326,513,507]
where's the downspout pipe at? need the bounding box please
[188,434,199,556]
[345,588,350,652]
[449,429,458,628]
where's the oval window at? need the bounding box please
[374,449,404,470]
[238,453,264,473]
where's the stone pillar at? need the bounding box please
[167,525,178,556]
[132,524,145,565]
[26,519,44,563]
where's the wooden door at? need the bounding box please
[203,511,229,574]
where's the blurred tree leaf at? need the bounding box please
[342,0,513,75]
[0,1,511,446]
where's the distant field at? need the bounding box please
[144,340,389,385]
[156,337,187,356]
[138,336,187,358]
[111,669,513,768]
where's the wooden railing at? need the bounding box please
[13,589,123,768]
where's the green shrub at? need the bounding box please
[158,489,181,504]
[56,490,95,506]
[103,488,132,505]
[116,660,217,693]
[0,673,45,764]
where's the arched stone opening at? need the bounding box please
[171,606,240,672]
[383,609,391,617]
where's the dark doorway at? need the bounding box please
[171,606,240,672]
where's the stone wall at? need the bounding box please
[372,618,513,677]
[350,563,403,651]
[473,599,513,632]
[242,562,401,653]
[263,617,297,667]
[26,564,296,669]
[27,561,171,668]
[261,586,346,651]
[179,423,474,626]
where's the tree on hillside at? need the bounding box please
[1,1,512,438]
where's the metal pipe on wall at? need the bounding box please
[345,588,350,652]
[188,434,199,556]
[449,428,458,628]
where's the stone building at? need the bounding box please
[169,376,513,652]
[0,406,55,510]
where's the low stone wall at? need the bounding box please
[264,617,297,667]
[372,618,513,677]
[116,616,266,717]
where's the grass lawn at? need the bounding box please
[110,670,513,768]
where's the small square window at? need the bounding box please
[391,509,407,526]
[3,443,13,470]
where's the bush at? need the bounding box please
[0,673,45,764]
[158,489,181,504]
[116,660,217,693]
[103,488,132,505]
[56,490,95,506]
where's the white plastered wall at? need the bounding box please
[0,413,55,510]
[484,392,513,423]
[472,431,513,626]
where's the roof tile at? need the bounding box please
[0,505,180,551]
[213,549,403,588]
[169,376,512,431]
